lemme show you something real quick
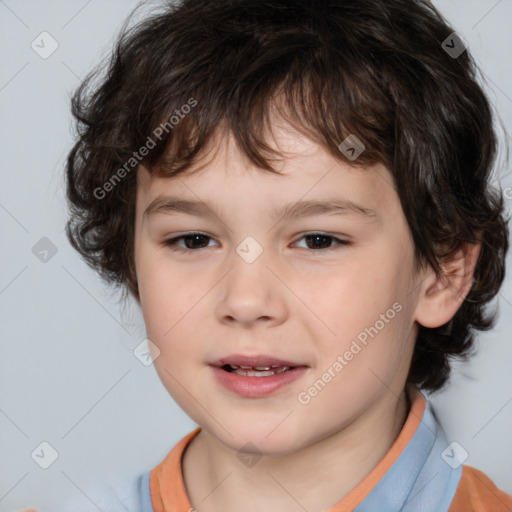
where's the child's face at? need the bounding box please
[134,122,425,454]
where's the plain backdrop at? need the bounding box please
[0,0,511,510]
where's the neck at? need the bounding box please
[182,388,411,512]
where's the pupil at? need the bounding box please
[185,234,208,249]
[306,234,330,249]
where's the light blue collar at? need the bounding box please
[355,391,462,512]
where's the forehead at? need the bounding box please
[136,122,398,221]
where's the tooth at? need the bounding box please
[232,366,292,377]
[254,366,271,371]
[229,364,239,369]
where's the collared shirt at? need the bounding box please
[62,388,512,511]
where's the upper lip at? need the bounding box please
[211,354,306,368]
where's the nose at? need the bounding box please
[215,246,288,328]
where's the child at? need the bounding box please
[58,0,511,510]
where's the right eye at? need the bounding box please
[163,232,217,252]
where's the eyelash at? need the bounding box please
[163,232,351,253]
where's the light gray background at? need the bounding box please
[0,0,511,510]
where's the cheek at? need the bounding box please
[310,257,413,367]
[138,266,208,370]
[313,267,389,335]
[137,250,191,334]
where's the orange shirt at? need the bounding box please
[150,389,512,511]
[449,466,512,512]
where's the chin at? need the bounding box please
[209,421,307,456]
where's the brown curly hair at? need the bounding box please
[65,0,509,392]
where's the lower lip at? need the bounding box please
[211,366,308,398]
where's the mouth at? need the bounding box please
[210,354,308,397]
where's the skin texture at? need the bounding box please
[133,120,480,512]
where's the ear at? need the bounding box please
[414,241,481,328]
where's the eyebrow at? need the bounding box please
[143,196,379,222]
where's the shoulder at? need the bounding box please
[448,465,512,512]
[60,470,153,511]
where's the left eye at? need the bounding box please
[164,232,350,252]
[295,233,350,250]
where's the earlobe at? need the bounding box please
[414,241,481,329]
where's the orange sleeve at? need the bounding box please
[448,465,512,512]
